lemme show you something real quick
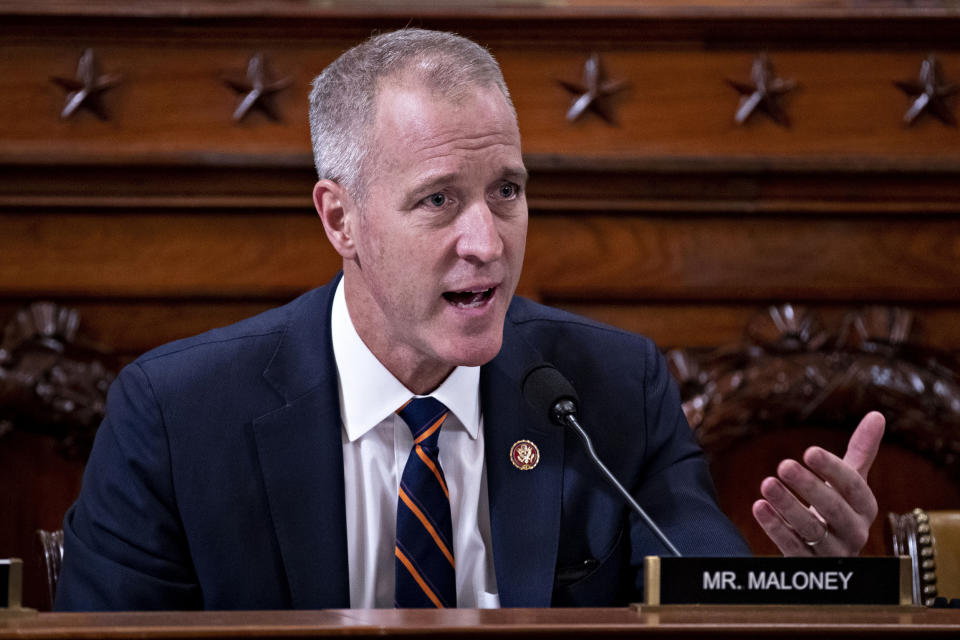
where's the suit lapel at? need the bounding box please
[481,318,564,607]
[252,281,350,609]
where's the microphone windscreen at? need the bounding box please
[521,363,579,421]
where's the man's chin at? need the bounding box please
[440,333,504,368]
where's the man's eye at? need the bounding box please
[424,193,446,207]
[498,183,518,199]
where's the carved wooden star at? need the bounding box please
[726,53,796,127]
[895,54,958,126]
[557,53,628,125]
[49,49,123,120]
[222,53,292,122]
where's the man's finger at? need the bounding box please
[752,498,811,557]
[759,473,834,544]
[775,456,868,550]
[803,446,878,518]
[841,411,885,479]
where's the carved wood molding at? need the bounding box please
[2,7,958,183]
[669,304,960,475]
[726,53,796,127]
[221,52,292,123]
[0,302,117,459]
[557,53,628,125]
[49,48,123,120]
[895,54,958,126]
[4,157,960,215]
[5,4,960,47]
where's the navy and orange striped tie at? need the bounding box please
[394,397,456,608]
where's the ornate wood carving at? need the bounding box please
[49,48,123,120]
[726,53,796,126]
[556,53,628,125]
[895,54,958,127]
[221,52,292,123]
[0,302,116,460]
[669,304,960,475]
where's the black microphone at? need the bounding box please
[522,363,682,557]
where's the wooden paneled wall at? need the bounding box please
[2,3,959,357]
[2,0,960,607]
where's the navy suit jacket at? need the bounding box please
[56,276,748,611]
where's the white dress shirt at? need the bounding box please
[330,279,500,608]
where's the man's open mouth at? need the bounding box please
[442,287,495,309]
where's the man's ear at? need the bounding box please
[313,179,357,259]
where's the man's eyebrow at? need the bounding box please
[502,167,529,184]
[408,166,529,195]
[410,172,459,195]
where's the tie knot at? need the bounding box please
[396,396,449,448]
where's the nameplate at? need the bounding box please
[1,559,22,609]
[643,556,912,605]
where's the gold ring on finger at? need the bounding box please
[803,525,829,548]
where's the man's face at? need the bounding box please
[341,81,528,390]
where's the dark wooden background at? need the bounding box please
[2,0,959,609]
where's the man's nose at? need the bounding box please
[456,200,504,263]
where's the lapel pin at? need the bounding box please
[510,439,540,470]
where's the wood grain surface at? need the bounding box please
[2,606,960,638]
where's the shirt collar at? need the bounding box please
[330,277,481,443]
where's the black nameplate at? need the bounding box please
[644,556,911,605]
[0,561,8,608]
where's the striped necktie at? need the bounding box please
[394,396,456,608]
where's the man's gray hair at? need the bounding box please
[308,28,514,198]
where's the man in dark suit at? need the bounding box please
[56,28,883,611]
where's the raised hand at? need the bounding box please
[752,411,885,556]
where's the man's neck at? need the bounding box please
[341,275,453,395]
[330,278,482,441]
[392,363,454,397]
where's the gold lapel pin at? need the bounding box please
[509,439,540,470]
